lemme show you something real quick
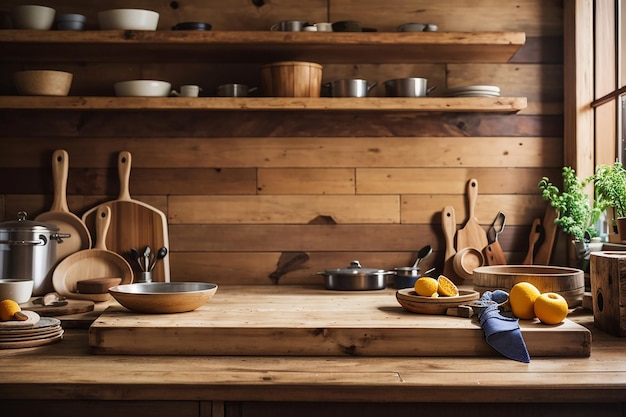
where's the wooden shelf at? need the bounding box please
[0,96,527,112]
[0,30,526,64]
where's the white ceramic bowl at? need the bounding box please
[14,70,73,96]
[114,80,171,97]
[0,279,34,304]
[98,9,159,30]
[11,5,56,30]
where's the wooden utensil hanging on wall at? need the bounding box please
[35,149,92,260]
[81,151,170,282]
[456,178,488,252]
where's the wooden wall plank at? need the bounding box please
[401,194,546,226]
[0,137,563,169]
[169,195,401,224]
[356,167,560,195]
[258,168,355,194]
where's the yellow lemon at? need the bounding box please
[534,292,569,324]
[437,275,459,297]
[414,277,438,297]
[509,282,541,319]
[0,299,21,321]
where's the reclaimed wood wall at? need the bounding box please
[0,0,564,285]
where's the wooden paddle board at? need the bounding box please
[456,178,488,252]
[81,151,170,282]
[534,206,558,265]
[35,149,92,260]
[53,206,133,302]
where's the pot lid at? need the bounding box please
[0,211,59,232]
[321,260,391,276]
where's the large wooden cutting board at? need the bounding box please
[89,285,591,358]
[82,151,170,282]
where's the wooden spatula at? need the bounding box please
[456,178,488,252]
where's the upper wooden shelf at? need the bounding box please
[0,96,527,112]
[0,30,526,64]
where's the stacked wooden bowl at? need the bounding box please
[473,265,584,307]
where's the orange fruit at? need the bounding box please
[534,292,569,324]
[437,275,459,297]
[414,277,438,297]
[509,282,541,319]
[0,299,21,321]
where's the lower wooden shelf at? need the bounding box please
[0,96,527,112]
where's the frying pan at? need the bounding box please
[81,151,170,282]
[53,205,133,302]
[35,149,91,260]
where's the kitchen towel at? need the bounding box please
[477,290,530,363]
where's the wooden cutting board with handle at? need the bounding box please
[456,178,488,252]
[35,149,92,261]
[81,151,170,282]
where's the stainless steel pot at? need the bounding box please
[216,83,258,97]
[0,211,69,296]
[317,260,393,290]
[325,79,377,97]
[383,77,436,97]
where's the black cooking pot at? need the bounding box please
[317,260,393,290]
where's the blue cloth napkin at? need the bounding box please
[476,291,530,363]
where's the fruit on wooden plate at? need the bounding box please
[0,299,26,321]
[534,292,569,324]
[437,275,459,297]
[509,282,541,319]
[414,277,438,297]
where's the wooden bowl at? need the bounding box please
[109,282,218,314]
[396,288,480,315]
[472,265,584,307]
[453,247,484,279]
[14,70,73,96]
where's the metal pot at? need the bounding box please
[317,260,393,290]
[325,79,377,97]
[383,77,436,97]
[0,211,69,296]
[216,83,258,97]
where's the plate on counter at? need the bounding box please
[0,316,63,349]
[396,288,480,315]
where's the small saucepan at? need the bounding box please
[216,83,258,97]
[317,260,393,290]
[383,77,436,97]
[325,79,377,97]
[393,245,433,289]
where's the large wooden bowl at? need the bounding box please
[473,265,584,307]
[396,288,480,315]
[109,282,218,314]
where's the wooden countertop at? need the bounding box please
[1,286,625,404]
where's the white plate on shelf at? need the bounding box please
[447,85,501,94]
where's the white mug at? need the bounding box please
[314,22,333,32]
[172,84,202,97]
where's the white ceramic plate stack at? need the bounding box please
[0,311,63,349]
[446,85,501,97]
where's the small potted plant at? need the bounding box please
[593,162,626,240]
[538,167,602,264]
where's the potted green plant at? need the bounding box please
[538,167,602,263]
[593,161,626,239]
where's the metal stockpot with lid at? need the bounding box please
[0,211,70,296]
[317,260,393,290]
